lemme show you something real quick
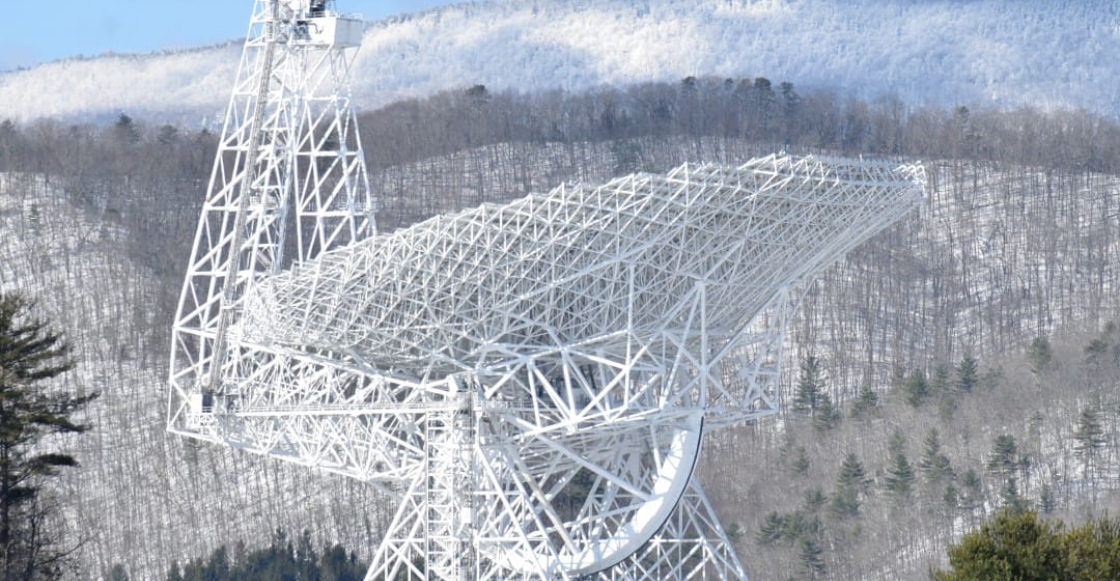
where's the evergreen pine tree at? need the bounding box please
[930,363,951,398]
[1073,406,1105,486]
[956,353,979,393]
[319,544,364,581]
[961,468,982,508]
[1027,336,1053,375]
[295,530,317,580]
[778,81,801,139]
[802,488,827,512]
[888,429,907,457]
[932,363,957,420]
[726,522,745,543]
[203,546,230,581]
[837,452,869,491]
[1073,406,1105,458]
[113,113,140,145]
[780,511,822,544]
[1038,482,1056,514]
[987,435,1019,477]
[157,124,180,146]
[919,428,955,484]
[812,393,841,433]
[830,455,865,518]
[791,446,810,476]
[0,293,98,579]
[799,537,826,578]
[938,392,958,422]
[793,355,824,414]
[919,428,943,472]
[1084,337,1108,370]
[751,77,778,134]
[931,509,1065,580]
[943,483,960,509]
[1000,477,1025,511]
[166,562,184,581]
[830,486,860,519]
[934,510,1120,581]
[903,370,929,407]
[757,512,785,544]
[884,452,916,504]
[108,564,129,581]
[849,385,879,419]
[168,529,368,581]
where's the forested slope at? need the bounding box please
[0,81,1118,579]
[0,173,387,576]
[705,323,1120,580]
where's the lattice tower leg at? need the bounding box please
[367,478,426,581]
[367,396,475,581]
[595,478,747,581]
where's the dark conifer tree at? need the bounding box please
[165,562,184,581]
[791,446,810,476]
[1000,477,1025,510]
[943,483,960,510]
[802,488,827,513]
[757,512,785,545]
[919,428,954,485]
[798,536,826,578]
[830,453,868,518]
[849,385,879,419]
[1073,407,1105,458]
[903,370,929,407]
[1038,482,1056,514]
[1027,336,1053,375]
[113,113,140,146]
[1084,337,1108,368]
[836,453,869,491]
[1073,406,1105,487]
[792,355,824,414]
[107,564,129,581]
[884,452,916,504]
[955,353,980,394]
[961,468,983,509]
[0,293,98,580]
[812,393,841,433]
[929,363,951,398]
[888,429,907,457]
[932,510,1063,580]
[987,435,1019,477]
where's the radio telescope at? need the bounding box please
[166,2,926,580]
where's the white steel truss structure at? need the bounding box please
[169,0,373,437]
[167,3,927,580]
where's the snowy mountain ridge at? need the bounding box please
[1,0,1118,124]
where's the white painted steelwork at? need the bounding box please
[167,2,926,580]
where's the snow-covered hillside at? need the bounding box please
[1,0,1117,124]
[3,141,1119,579]
[0,172,387,575]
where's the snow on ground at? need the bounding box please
[0,173,384,576]
[0,0,1117,124]
[4,141,1120,576]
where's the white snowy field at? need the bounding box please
[0,0,1117,124]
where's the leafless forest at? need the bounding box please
[0,77,1118,579]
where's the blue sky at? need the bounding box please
[1,0,479,71]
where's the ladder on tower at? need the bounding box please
[423,398,474,581]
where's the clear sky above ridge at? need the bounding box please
[0,0,489,71]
